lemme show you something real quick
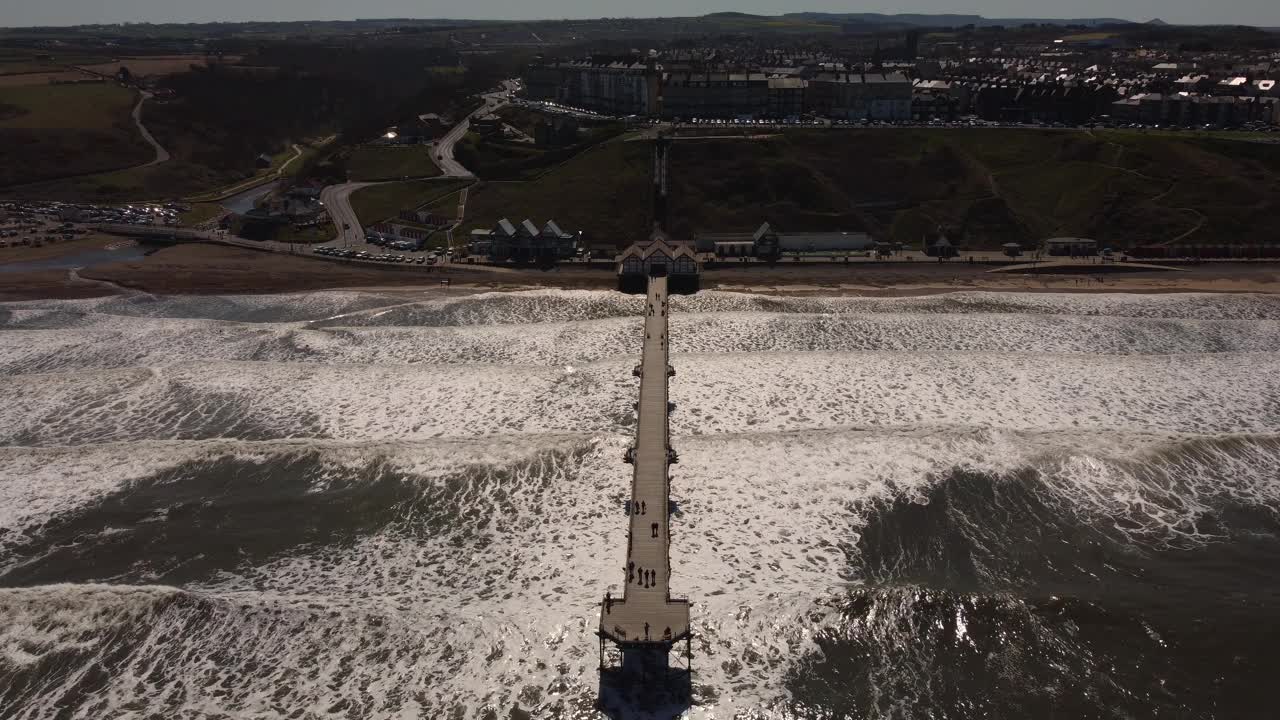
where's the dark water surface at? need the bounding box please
[0,246,148,273]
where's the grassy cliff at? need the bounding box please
[435,129,1280,250]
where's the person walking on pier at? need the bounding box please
[644,622,650,640]
[628,561,635,584]
[641,500,646,515]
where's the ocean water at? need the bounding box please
[1,289,1279,719]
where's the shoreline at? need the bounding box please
[3,243,1280,301]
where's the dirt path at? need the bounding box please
[1169,208,1209,243]
[132,92,171,167]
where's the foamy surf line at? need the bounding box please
[6,312,1280,375]
[5,289,1280,330]
[3,351,1277,446]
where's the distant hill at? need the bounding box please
[704,12,769,20]
[782,12,1137,28]
[1146,18,1170,26]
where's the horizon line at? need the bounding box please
[3,12,1245,33]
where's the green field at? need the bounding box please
[427,140,652,242]
[0,60,63,75]
[0,82,137,129]
[454,122,627,181]
[345,146,442,181]
[350,179,472,226]
[0,83,157,189]
[3,160,243,203]
[179,202,227,226]
[426,129,1280,251]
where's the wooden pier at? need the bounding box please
[598,275,691,664]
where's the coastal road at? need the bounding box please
[320,182,380,247]
[433,85,515,177]
[319,84,513,245]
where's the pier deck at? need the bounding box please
[599,276,690,648]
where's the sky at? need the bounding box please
[5,1,1279,29]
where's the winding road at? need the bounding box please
[319,83,515,245]
[433,86,513,177]
[319,181,380,247]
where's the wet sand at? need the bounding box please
[3,243,1280,301]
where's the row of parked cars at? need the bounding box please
[312,246,438,264]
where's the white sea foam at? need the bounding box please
[2,288,1280,718]
[3,349,1276,447]
[676,290,1280,321]
[7,289,1279,332]
[6,311,1280,376]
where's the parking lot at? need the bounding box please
[1,200,170,249]
[512,95,1278,135]
[675,116,1279,133]
[311,242,458,267]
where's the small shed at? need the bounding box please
[1045,237,1097,257]
[924,235,958,258]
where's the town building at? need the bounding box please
[695,223,874,259]
[766,78,807,119]
[470,217,578,263]
[912,80,961,120]
[470,114,503,136]
[806,71,912,121]
[660,72,769,120]
[616,229,700,294]
[389,114,446,145]
[525,60,660,116]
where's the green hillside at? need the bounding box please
[437,129,1280,250]
[0,83,153,187]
